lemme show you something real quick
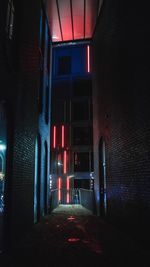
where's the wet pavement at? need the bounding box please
[1,205,150,267]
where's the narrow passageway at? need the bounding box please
[1,205,149,267]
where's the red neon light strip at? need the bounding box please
[63,150,67,174]
[66,177,70,204]
[58,177,61,202]
[62,125,64,148]
[67,193,69,204]
[53,126,56,148]
[67,177,70,190]
[87,45,90,73]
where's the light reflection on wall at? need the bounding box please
[0,142,6,213]
[0,103,7,251]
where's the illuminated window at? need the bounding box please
[58,56,71,75]
[6,0,15,40]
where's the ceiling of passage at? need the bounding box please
[47,0,102,43]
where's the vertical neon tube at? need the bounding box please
[58,177,61,202]
[62,125,64,148]
[66,177,70,204]
[53,126,56,148]
[87,45,90,73]
[63,150,67,174]
[67,177,70,190]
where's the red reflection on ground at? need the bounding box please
[68,238,80,242]
[67,216,75,221]
[82,240,102,254]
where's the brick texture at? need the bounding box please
[0,0,52,248]
[92,0,150,245]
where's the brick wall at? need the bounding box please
[92,0,150,245]
[9,0,41,243]
[0,0,52,248]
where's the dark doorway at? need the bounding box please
[99,137,107,216]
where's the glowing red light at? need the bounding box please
[62,125,64,148]
[63,150,67,174]
[66,177,70,204]
[53,126,56,148]
[87,45,90,73]
[58,177,62,202]
[67,177,70,190]
[67,216,75,221]
[68,238,80,242]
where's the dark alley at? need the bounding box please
[1,205,149,267]
[0,0,150,266]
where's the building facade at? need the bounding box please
[50,43,94,204]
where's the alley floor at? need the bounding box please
[1,205,150,267]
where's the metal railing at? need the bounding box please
[49,188,94,213]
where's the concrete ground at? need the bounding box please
[1,205,150,267]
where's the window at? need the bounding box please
[72,127,93,146]
[6,0,15,40]
[72,100,89,121]
[52,81,71,98]
[74,152,90,172]
[58,56,71,75]
[73,79,92,97]
[52,100,66,123]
